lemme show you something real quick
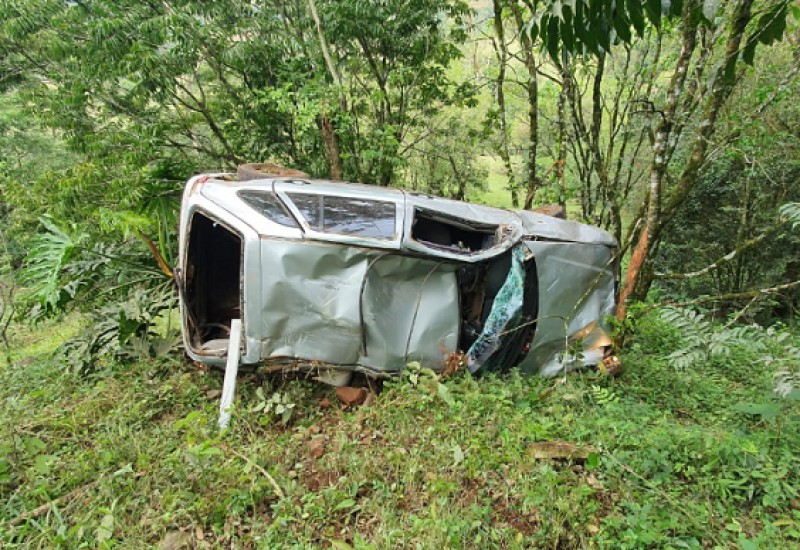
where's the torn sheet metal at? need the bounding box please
[518,241,616,376]
[516,210,617,247]
[178,173,618,379]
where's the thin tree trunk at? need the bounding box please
[522,64,539,210]
[492,0,518,207]
[554,56,569,215]
[308,0,347,180]
[319,112,343,180]
[308,0,344,179]
[617,1,700,319]
[509,1,540,210]
[618,0,756,319]
[308,0,340,85]
[588,54,608,226]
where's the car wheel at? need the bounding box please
[237,162,310,181]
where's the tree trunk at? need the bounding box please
[554,56,569,215]
[492,0,518,207]
[509,1,541,210]
[618,0,756,319]
[319,112,343,180]
[616,1,700,319]
[308,0,345,180]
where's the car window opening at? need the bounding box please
[411,210,498,254]
[238,190,299,228]
[184,212,242,354]
[287,193,396,240]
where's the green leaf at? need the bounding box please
[627,0,646,35]
[95,513,114,544]
[452,444,465,466]
[722,55,737,85]
[334,498,357,511]
[644,0,662,27]
[437,382,455,406]
[733,402,781,420]
[546,15,562,67]
[24,437,46,455]
[574,2,598,53]
[524,16,540,44]
[613,7,632,44]
[757,3,788,44]
[561,8,575,51]
[742,3,788,65]
[33,454,56,475]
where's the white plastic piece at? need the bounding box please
[218,319,242,430]
[314,369,353,387]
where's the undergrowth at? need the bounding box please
[1,311,799,549]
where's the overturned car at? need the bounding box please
[178,166,618,384]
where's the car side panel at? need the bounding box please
[358,255,459,372]
[256,241,459,372]
[519,241,616,376]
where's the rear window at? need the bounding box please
[287,193,396,240]
[238,191,298,228]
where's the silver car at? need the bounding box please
[178,169,618,384]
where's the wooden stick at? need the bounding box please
[13,480,98,525]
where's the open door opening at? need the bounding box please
[184,212,242,354]
[458,250,539,372]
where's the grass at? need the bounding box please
[1,313,799,549]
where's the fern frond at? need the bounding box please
[778,202,800,230]
[20,218,85,314]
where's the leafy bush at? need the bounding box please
[661,306,800,401]
[58,285,178,374]
[15,214,179,372]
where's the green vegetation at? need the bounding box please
[2,0,800,547]
[1,312,798,548]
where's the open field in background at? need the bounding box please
[468,155,516,209]
[1,313,798,548]
[470,155,585,220]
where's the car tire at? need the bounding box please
[237,162,310,181]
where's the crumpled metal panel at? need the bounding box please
[518,241,616,376]
[257,240,458,373]
[516,210,618,247]
[358,255,459,372]
[405,193,520,227]
[258,240,367,364]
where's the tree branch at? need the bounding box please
[653,219,786,280]
[654,279,800,311]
